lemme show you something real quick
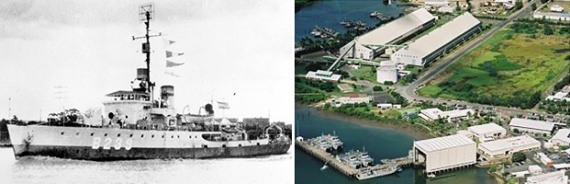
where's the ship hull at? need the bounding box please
[8,125,290,161]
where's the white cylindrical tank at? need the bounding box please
[377,61,398,83]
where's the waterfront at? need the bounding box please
[294,107,497,184]
[295,0,404,43]
[0,147,292,184]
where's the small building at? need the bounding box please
[377,61,398,83]
[332,96,371,107]
[509,118,556,136]
[425,0,449,6]
[551,4,565,13]
[305,70,342,82]
[377,103,402,110]
[478,135,541,160]
[536,152,553,167]
[337,83,354,93]
[413,134,476,173]
[533,12,570,22]
[468,123,507,142]
[546,92,570,102]
[554,163,570,170]
[419,108,474,122]
[549,129,570,146]
[528,165,542,175]
[526,170,568,184]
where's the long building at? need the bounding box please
[526,170,568,184]
[418,108,474,122]
[390,12,481,66]
[509,118,556,136]
[413,134,476,173]
[478,135,541,160]
[340,8,435,60]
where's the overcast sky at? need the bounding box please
[0,0,293,123]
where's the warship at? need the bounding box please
[6,4,291,161]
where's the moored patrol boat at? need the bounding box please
[6,4,291,161]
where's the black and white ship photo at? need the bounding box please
[0,0,293,183]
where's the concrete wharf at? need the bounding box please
[296,139,414,179]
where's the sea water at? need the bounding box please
[0,147,292,184]
[294,107,496,184]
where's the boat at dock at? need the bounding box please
[355,165,400,180]
[307,132,344,152]
[337,149,374,169]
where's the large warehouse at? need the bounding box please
[413,134,476,173]
[390,12,481,66]
[509,118,556,136]
[478,135,541,160]
[339,8,435,60]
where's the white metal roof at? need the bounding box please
[550,129,570,144]
[357,8,435,45]
[468,123,506,135]
[479,135,540,152]
[509,118,555,132]
[526,170,567,183]
[414,134,475,152]
[420,108,473,120]
[305,71,341,81]
[394,12,481,60]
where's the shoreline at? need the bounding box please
[297,104,434,140]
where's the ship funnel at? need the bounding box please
[160,85,174,108]
[137,68,148,80]
[205,103,214,115]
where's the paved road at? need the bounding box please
[394,2,569,121]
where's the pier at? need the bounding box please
[296,138,414,179]
[296,139,359,176]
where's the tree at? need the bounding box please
[384,81,394,85]
[513,128,520,134]
[373,86,383,92]
[511,152,526,163]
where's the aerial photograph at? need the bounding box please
[0,0,293,183]
[295,0,570,183]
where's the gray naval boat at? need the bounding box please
[6,7,291,161]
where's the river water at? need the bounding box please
[294,107,496,184]
[295,0,404,43]
[0,147,292,184]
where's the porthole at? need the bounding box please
[76,132,79,136]
[61,132,64,135]
[117,134,121,137]
[238,144,242,147]
[90,133,94,136]
[141,134,144,138]
[130,134,133,137]
[104,133,107,137]
[203,145,208,148]
[171,135,174,138]
[177,135,180,139]
[189,136,192,139]
[257,142,260,146]
[152,135,155,138]
[162,135,165,138]
[222,144,226,148]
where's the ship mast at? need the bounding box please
[133,3,161,101]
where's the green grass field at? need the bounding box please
[350,66,377,83]
[419,25,570,108]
